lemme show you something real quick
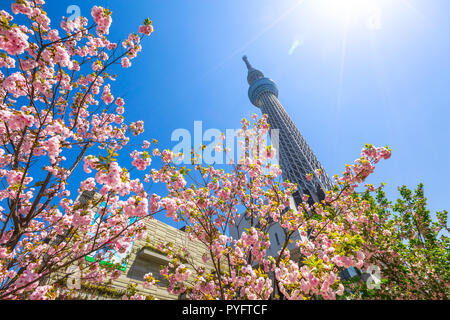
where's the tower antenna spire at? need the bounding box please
[242,55,253,70]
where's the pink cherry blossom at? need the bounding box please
[121,57,131,68]
[138,24,154,36]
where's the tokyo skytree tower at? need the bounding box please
[243,56,333,205]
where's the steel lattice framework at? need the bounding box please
[243,56,333,205]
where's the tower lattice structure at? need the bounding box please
[243,56,333,205]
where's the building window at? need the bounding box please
[127,248,170,287]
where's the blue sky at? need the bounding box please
[38,0,450,227]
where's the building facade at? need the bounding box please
[60,191,214,300]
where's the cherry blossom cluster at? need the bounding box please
[0,0,157,299]
[147,115,395,300]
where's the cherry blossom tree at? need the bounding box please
[146,115,377,299]
[0,0,157,299]
[147,115,447,300]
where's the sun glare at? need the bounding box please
[317,0,381,27]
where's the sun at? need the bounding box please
[316,0,381,26]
